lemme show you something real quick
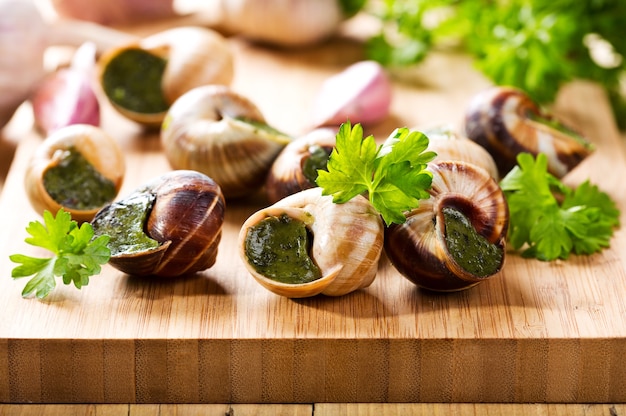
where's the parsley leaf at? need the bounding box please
[316,121,435,225]
[500,152,620,261]
[9,209,111,298]
[365,0,626,129]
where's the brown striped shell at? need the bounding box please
[464,86,594,178]
[423,125,500,180]
[238,187,384,297]
[161,85,292,199]
[385,160,509,292]
[25,124,125,223]
[91,170,225,277]
[265,127,337,204]
[98,26,234,126]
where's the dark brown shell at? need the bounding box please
[265,127,336,204]
[385,161,509,292]
[93,170,225,277]
[464,86,594,178]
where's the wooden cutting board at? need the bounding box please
[0,19,625,404]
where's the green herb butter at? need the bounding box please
[302,145,330,184]
[101,48,169,114]
[91,192,160,256]
[43,147,116,210]
[443,206,503,277]
[244,214,321,284]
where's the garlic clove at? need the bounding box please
[385,160,509,292]
[239,188,384,298]
[464,86,594,178]
[265,127,337,204]
[91,170,225,278]
[161,85,292,199]
[25,124,125,223]
[312,60,392,128]
[31,43,101,135]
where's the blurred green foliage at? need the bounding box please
[366,0,626,129]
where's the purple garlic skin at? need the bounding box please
[31,68,101,135]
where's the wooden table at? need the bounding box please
[0,16,625,406]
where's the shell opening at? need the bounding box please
[243,213,322,284]
[91,191,161,257]
[101,48,169,115]
[441,206,504,278]
[43,146,117,211]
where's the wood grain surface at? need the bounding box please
[0,17,625,405]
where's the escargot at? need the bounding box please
[238,187,384,298]
[464,86,594,178]
[91,170,225,277]
[385,160,509,292]
[265,127,336,204]
[25,124,125,222]
[423,125,500,180]
[98,26,234,126]
[161,84,292,199]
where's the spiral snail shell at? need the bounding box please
[161,84,292,199]
[98,26,234,126]
[385,160,509,292]
[464,86,594,178]
[265,127,337,204]
[423,125,499,180]
[238,187,384,298]
[25,124,125,223]
[91,170,225,277]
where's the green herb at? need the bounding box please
[499,152,620,261]
[316,121,435,225]
[365,0,626,129]
[9,209,111,299]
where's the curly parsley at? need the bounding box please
[9,209,111,298]
[500,152,620,261]
[316,121,435,225]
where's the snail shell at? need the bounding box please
[98,26,234,126]
[91,170,225,277]
[238,187,384,298]
[385,160,509,292]
[265,127,336,204]
[464,86,594,178]
[424,125,500,180]
[161,85,292,199]
[25,124,125,222]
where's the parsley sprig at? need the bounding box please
[9,209,111,298]
[500,153,620,261]
[316,121,436,225]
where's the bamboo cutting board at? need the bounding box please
[0,22,625,404]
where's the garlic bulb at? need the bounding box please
[216,0,346,47]
[385,160,509,292]
[161,85,292,199]
[25,124,125,222]
[464,86,594,178]
[98,26,234,126]
[238,187,384,298]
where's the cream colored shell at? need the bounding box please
[161,85,291,198]
[25,124,125,222]
[98,26,234,126]
[424,126,500,180]
[238,188,384,298]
